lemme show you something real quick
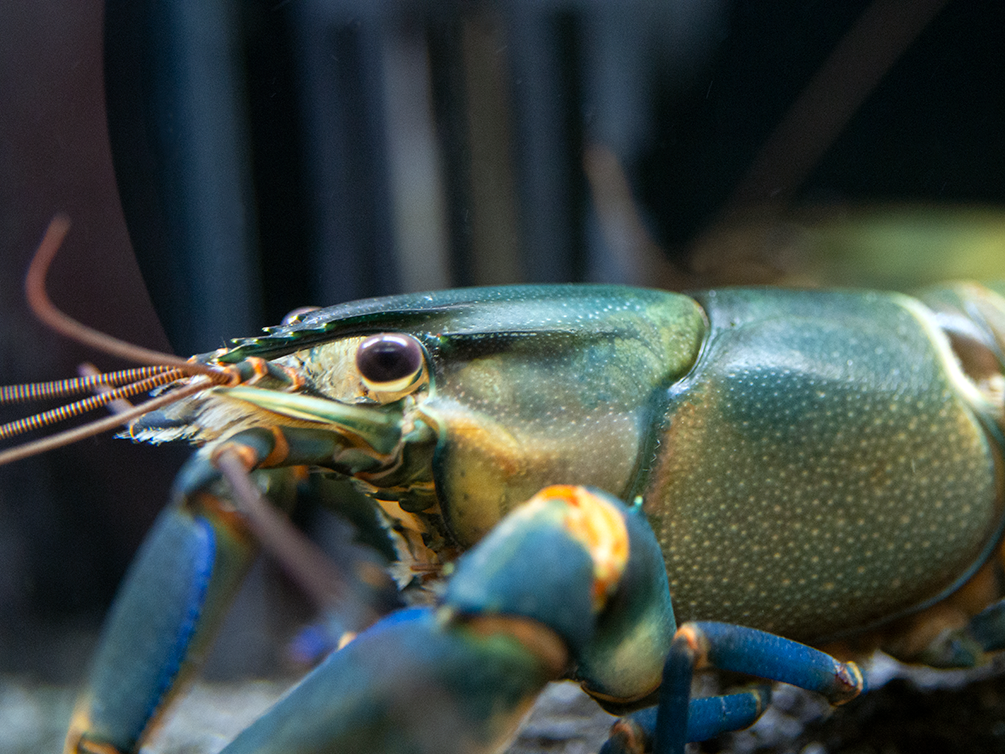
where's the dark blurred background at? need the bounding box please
[1,0,1004,684]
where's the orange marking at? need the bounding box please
[336,631,358,650]
[278,364,307,391]
[375,498,428,533]
[64,704,123,754]
[193,353,242,386]
[606,719,645,754]
[243,357,271,384]
[212,441,259,471]
[260,426,291,467]
[192,490,255,539]
[528,486,630,611]
[464,614,569,678]
[675,624,710,667]
[77,740,122,754]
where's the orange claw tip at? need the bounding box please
[526,485,630,612]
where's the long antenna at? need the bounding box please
[26,216,225,377]
[0,217,239,465]
[0,380,208,466]
[0,366,175,404]
[0,368,185,441]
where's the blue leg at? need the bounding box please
[601,686,772,754]
[65,478,265,754]
[602,621,864,754]
[65,427,381,754]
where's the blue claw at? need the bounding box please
[219,486,674,754]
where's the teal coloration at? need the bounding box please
[402,286,704,545]
[645,288,1004,641]
[218,491,672,754]
[218,608,551,754]
[575,501,677,707]
[81,510,215,753]
[216,285,702,364]
[62,281,1005,754]
[443,506,599,653]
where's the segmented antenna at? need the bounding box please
[0,366,174,404]
[0,368,184,441]
[0,381,210,466]
[0,218,394,637]
[0,216,238,466]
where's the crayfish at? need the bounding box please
[6,217,1005,754]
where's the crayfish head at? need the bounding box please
[126,331,441,513]
[99,285,706,561]
[219,285,705,549]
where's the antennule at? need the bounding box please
[0,380,208,467]
[0,366,175,405]
[0,368,185,441]
[0,217,250,465]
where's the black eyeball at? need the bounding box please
[355,334,424,392]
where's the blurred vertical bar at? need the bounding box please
[107,0,726,345]
[381,17,451,293]
[504,2,586,283]
[426,5,476,287]
[290,0,400,306]
[105,0,261,355]
[460,7,524,285]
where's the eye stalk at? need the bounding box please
[355,333,427,401]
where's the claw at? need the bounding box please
[65,494,258,754]
[217,486,671,754]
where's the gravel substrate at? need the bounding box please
[5,654,1005,754]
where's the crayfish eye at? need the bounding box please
[355,333,425,398]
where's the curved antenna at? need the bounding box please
[26,216,224,378]
[0,217,241,465]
